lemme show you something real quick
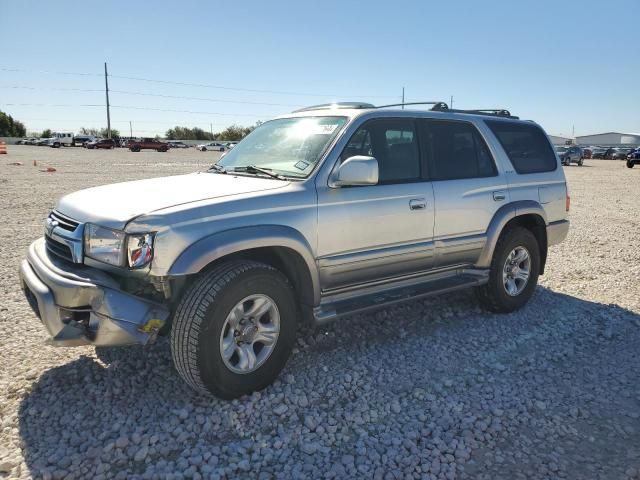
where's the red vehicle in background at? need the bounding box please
[127,138,169,152]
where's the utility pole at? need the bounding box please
[210,123,213,137]
[104,62,111,139]
[450,95,454,110]
[572,124,575,137]
[401,87,405,109]
[129,121,133,138]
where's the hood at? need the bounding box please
[56,172,289,229]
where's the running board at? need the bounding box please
[313,272,487,325]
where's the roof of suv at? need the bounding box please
[280,101,521,123]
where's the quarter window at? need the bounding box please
[486,120,556,174]
[419,120,497,181]
[341,119,420,183]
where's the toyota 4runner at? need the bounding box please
[20,102,570,399]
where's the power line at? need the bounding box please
[1,103,272,117]
[1,65,396,99]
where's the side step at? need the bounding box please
[313,272,487,325]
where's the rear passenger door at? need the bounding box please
[419,119,508,268]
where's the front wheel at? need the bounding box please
[627,160,635,169]
[171,261,297,399]
[476,227,540,313]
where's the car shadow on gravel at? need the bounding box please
[17,287,640,479]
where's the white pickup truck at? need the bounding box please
[46,132,74,148]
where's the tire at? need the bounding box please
[628,161,635,169]
[578,158,584,166]
[171,261,297,399]
[201,147,207,152]
[475,226,540,313]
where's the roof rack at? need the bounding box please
[450,109,518,119]
[292,102,375,113]
[375,101,449,110]
[291,101,518,119]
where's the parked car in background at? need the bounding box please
[197,142,226,152]
[226,142,238,149]
[74,135,95,147]
[36,138,51,146]
[626,148,640,168]
[581,147,592,159]
[19,102,570,399]
[167,141,189,149]
[590,148,606,159]
[612,148,635,160]
[86,138,116,149]
[556,145,584,166]
[16,137,38,145]
[128,138,169,152]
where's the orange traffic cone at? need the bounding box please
[0,141,7,154]
[33,159,37,166]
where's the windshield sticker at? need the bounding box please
[294,160,310,171]
[311,123,339,135]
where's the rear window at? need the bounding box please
[486,121,557,174]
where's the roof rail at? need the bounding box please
[292,102,375,113]
[450,109,518,119]
[375,101,449,110]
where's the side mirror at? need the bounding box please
[330,156,379,187]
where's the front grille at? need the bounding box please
[50,210,80,232]
[45,235,74,262]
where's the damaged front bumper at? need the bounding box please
[19,238,169,347]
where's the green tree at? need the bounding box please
[41,129,52,138]
[0,110,27,137]
[80,127,100,136]
[99,128,120,138]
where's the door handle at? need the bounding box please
[493,191,506,201]
[409,198,427,210]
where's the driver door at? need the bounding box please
[316,118,435,291]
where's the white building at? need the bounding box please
[575,132,640,146]
[548,135,573,146]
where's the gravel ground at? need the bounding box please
[1,146,639,480]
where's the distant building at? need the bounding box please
[548,135,573,146]
[575,132,640,146]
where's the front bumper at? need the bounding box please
[547,220,570,246]
[19,238,169,347]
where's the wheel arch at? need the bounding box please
[168,225,320,309]
[476,201,548,274]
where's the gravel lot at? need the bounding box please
[1,146,639,480]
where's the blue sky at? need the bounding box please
[1,0,638,137]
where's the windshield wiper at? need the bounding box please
[208,164,227,174]
[233,165,286,180]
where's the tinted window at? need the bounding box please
[486,121,556,174]
[341,119,420,183]
[420,120,497,181]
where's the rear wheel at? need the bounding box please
[476,227,540,313]
[578,157,584,166]
[171,261,297,399]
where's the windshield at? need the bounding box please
[217,116,347,178]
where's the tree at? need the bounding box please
[0,110,27,137]
[41,129,52,138]
[165,122,260,141]
[99,128,120,138]
[79,127,120,138]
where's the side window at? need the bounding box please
[485,120,556,174]
[420,120,497,181]
[340,119,420,183]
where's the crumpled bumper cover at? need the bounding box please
[19,238,169,347]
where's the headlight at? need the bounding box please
[84,224,154,268]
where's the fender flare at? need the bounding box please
[475,200,547,268]
[168,225,321,304]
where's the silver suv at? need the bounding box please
[20,102,570,399]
